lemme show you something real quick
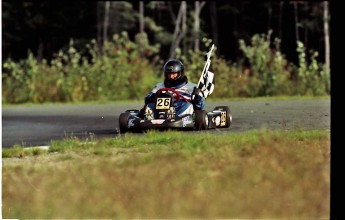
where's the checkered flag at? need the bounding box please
[197,44,215,99]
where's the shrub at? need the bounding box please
[2,32,330,103]
[294,41,330,96]
[2,32,162,103]
[239,31,293,96]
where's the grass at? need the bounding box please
[2,129,330,219]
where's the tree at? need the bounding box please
[96,1,138,49]
[193,1,206,52]
[323,1,330,74]
[169,1,187,58]
[292,1,300,43]
[97,2,102,49]
[209,2,219,48]
[139,1,145,33]
[279,2,284,39]
[2,1,329,66]
[103,1,111,43]
[2,1,97,61]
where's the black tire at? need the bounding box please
[119,112,131,134]
[214,106,232,128]
[195,110,208,130]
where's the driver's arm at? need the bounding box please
[145,83,166,104]
[145,92,156,105]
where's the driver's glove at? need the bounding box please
[145,92,156,105]
[192,93,205,110]
[191,87,205,110]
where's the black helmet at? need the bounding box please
[163,59,184,83]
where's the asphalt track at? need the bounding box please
[2,99,330,148]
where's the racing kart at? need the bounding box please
[118,88,232,133]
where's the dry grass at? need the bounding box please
[2,129,330,219]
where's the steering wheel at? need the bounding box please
[156,88,181,102]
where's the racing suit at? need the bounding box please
[144,81,205,117]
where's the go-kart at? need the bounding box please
[118,87,232,133]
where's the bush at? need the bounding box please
[239,31,293,96]
[294,41,330,96]
[2,31,162,103]
[2,32,330,104]
[238,31,330,97]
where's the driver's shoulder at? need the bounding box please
[156,82,165,88]
[186,82,197,87]
[184,82,197,90]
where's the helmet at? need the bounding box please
[163,59,184,83]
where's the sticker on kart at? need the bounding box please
[156,97,171,110]
[151,119,165,124]
[182,116,191,127]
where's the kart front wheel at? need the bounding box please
[119,112,131,134]
[195,110,208,130]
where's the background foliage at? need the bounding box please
[2,31,330,104]
[2,2,330,104]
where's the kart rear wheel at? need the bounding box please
[119,112,131,134]
[195,110,208,130]
[214,106,232,128]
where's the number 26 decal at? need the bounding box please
[156,98,171,109]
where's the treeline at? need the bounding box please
[3,1,330,65]
[2,32,330,104]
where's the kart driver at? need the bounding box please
[142,59,205,119]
